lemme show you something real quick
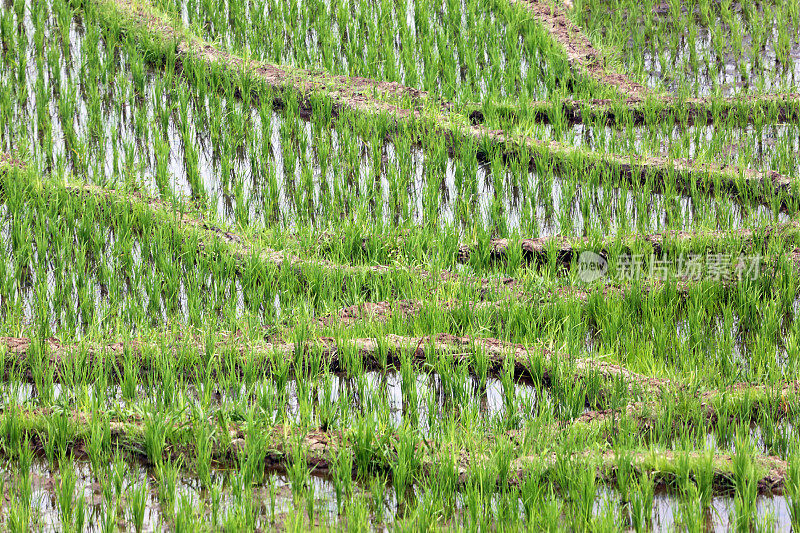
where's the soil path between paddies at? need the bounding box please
[6,334,800,417]
[507,0,652,99]
[0,334,670,397]
[3,406,790,495]
[55,182,800,306]
[457,223,800,264]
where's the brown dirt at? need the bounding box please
[318,279,705,324]
[572,380,800,439]
[322,300,424,325]
[508,0,653,99]
[0,153,23,167]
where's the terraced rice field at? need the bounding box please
[2,0,800,529]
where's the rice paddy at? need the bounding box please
[2,0,800,530]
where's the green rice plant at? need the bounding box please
[295,372,314,427]
[239,426,268,487]
[537,487,563,532]
[2,402,23,454]
[463,476,489,529]
[156,458,180,514]
[100,499,117,533]
[210,482,223,528]
[7,494,30,533]
[674,450,694,495]
[224,484,258,530]
[174,494,198,533]
[73,494,86,533]
[629,474,655,533]
[615,449,635,503]
[112,451,126,500]
[331,443,354,514]
[732,429,758,531]
[31,347,55,406]
[57,457,78,532]
[144,405,169,468]
[345,495,370,533]
[129,482,147,533]
[696,449,715,510]
[568,463,597,529]
[46,408,72,464]
[287,436,311,503]
[788,449,800,530]
[194,418,214,488]
[121,349,140,402]
[678,484,705,533]
[267,475,278,525]
[593,493,621,532]
[87,414,110,477]
[352,413,376,477]
[317,371,338,431]
[494,437,513,487]
[520,471,545,525]
[369,474,389,524]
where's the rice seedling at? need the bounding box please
[629,475,655,532]
[129,481,148,533]
[156,459,180,514]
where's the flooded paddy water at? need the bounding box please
[0,456,792,530]
[0,457,345,531]
[577,0,800,97]
[0,0,794,241]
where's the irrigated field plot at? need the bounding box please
[2,0,800,530]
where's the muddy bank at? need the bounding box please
[2,405,790,495]
[510,449,788,495]
[60,178,725,305]
[0,333,670,395]
[3,164,789,332]
[496,94,800,127]
[457,223,800,264]
[573,380,800,441]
